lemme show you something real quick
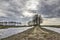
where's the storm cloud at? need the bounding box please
[38,0,60,18]
[0,0,60,22]
[0,0,28,22]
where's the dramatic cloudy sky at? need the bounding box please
[0,0,60,24]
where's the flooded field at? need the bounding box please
[0,27,60,39]
[0,27,32,39]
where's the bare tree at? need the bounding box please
[33,14,43,26]
[28,14,43,26]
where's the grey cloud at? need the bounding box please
[0,0,28,22]
[28,10,37,13]
[0,0,60,22]
[37,0,60,18]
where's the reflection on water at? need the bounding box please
[0,27,60,39]
[43,27,60,33]
[0,27,32,39]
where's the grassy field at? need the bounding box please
[0,25,60,29]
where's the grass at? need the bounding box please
[0,25,60,29]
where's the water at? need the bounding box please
[43,27,60,33]
[0,27,60,39]
[0,27,32,39]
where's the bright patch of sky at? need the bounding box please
[25,0,39,10]
[41,18,60,25]
[22,11,35,17]
[0,9,7,17]
[22,0,39,17]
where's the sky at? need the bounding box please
[0,0,60,25]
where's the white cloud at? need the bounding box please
[0,10,6,16]
[25,0,39,10]
[20,16,24,18]
[22,0,40,18]
[22,11,35,17]
[0,13,6,16]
